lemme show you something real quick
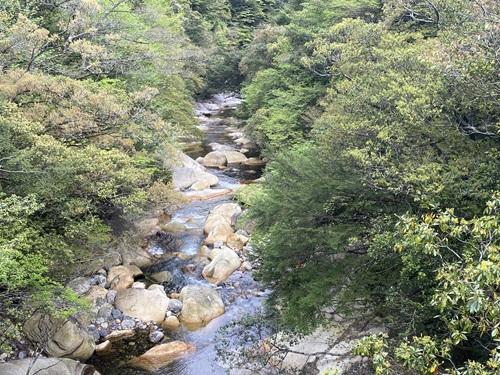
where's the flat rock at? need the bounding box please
[104,329,135,342]
[183,188,233,201]
[128,341,196,371]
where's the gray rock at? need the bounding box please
[66,277,93,296]
[167,299,183,315]
[149,331,165,344]
[106,290,117,304]
[91,274,107,287]
[121,318,136,330]
[0,357,101,375]
[111,309,123,320]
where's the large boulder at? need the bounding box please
[23,314,95,362]
[114,287,169,324]
[204,222,234,244]
[226,233,249,251]
[128,341,196,371]
[204,203,242,235]
[0,358,100,375]
[202,247,242,285]
[223,150,248,164]
[107,265,143,291]
[202,151,227,167]
[178,285,224,327]
[172,167,219,189]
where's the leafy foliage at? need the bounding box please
[235,0,500,373]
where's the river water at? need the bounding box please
[159,108,266,374]
[91,104,269,374]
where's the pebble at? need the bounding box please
[148,331,165,343]
[111,309,123,320]
[121,318,135,330]
[168,299,183,315]
[99,328,108,338]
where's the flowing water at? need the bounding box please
[91,103,268,374]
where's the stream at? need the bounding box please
[91,98,269,375]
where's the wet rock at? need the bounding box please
[161,221,187,233]
[178,285,225,327]
[23,313,95,362]
[114,288,169,324]
[151,270,173,283]
[128,341,196,371]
